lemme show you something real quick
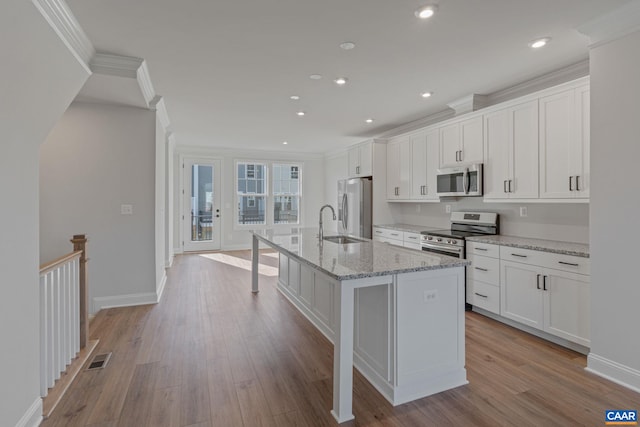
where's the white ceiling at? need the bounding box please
[66,0,629,153]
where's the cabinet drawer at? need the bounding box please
[499,246,546,265]
[375,236,403,246]
[373,227,404,241]
[467,255,500,285]
[538,252,590,275]
[471,281,500,314]
[467,242,499,258]
[403,232,421,244]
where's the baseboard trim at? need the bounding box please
[586,353,640,393]
[165,255,174,269]
[15,397,42,427]
[156,272,167,303]
[92,291,158,312]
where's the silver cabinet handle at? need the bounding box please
[537,274,541,290]
[575,175,580,191]
[474,267,488,272]
[543,275,547,291]
[356,166,360,174]
[558,261,579,267]
[504,180,507,193]
[474,292,488,298]
[459,150,463,162]
[407,236,418,240]
[455,151,459,162]
[509,180,513,193]
[511,253,527,258]
[569,175,574,191]
[390,233,400,237]
[475,247,488,251]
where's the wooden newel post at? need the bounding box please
[71,234,89,349]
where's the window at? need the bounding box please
[273,163,300,224]
[237,162,267,225]
[235,161,302,226]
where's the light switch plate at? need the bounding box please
[445,205,451,214]
[121,204,133,215]
[519,206,527,217]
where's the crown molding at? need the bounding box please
[578,0,640,48]
[176,144,324,160]
[137,60,157,106]
[378,109,454,139]
[32,0,95,74]
[447,93,488,115]
[486,59,589,105]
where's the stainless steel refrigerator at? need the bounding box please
[337,177,373,238]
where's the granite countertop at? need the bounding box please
[466,235,590,258]
[374,223,440,233]
[252,228,469,280]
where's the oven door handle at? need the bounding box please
[421,241,463,255]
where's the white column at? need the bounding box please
[252,235,259,293]
[330,281,355,423]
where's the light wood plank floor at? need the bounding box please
[43,250,640,426]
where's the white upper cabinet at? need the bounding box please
[410,130,439,201]
[539,84,590,199]
[484,100,539,200]
[348,140,373,178]
[386,137,411,200]
[439,115,484,167]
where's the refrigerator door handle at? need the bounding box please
[342,193,348,231]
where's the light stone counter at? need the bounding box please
[374,223,439,234]
[466,235,589,258]
[252,227,468,281]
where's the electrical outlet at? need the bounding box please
[519,206,528,217]
[120,204,133,215]
[445,205,451,214]
[423,289,438,303]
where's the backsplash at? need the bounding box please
[389,198,589,244]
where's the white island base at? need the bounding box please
[275,252,467,422]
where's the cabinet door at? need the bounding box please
[500,260,544,329]
[386,140,401,199]
[483,108,511,199]
[439,123,460,167]
[571,85,590,199]
[398,138,412,199]
[348,146,360,177]
[425,129,440,200]
[511,100,539,198]
[543,269,590,347]
[459,116,484,164]
[410,132,428,199]
[359,142,373,177]
[539,89,574,198]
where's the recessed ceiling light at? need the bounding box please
[365,118,374,124]
[340,42,356,50]
[415,5,438,19]
[529,37,551,49]
[290,95,300,100]
[282,141,288,145]
[296,111,305,116]
[334,77,348,85]
[309,74,322,80]
[421,91,433,98]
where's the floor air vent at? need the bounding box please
[87,352,112,370]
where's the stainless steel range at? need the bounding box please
[421,211,499,310]
[420,212,499,258]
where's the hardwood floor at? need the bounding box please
[43,250,640,426]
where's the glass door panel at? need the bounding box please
[183,158,221,251]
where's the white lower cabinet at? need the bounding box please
[466,242,500,314]
[500,254,590,347]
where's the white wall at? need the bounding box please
[173,147,325,252]
[323,152,349,233]
[0,1,90,425]
[588,29,640,389]
[40,102,161,313]
[392,200,589,243]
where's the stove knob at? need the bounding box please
[427,236,433,241]
[437,238,442,242]
[451,240,457,245]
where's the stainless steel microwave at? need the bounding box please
[436,163,483,197]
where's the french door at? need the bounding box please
[183,158,221,251]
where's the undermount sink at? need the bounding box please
[323,235,365,244]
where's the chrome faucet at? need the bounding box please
[318,204,336,241]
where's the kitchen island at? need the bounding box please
[250,228,470,423]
